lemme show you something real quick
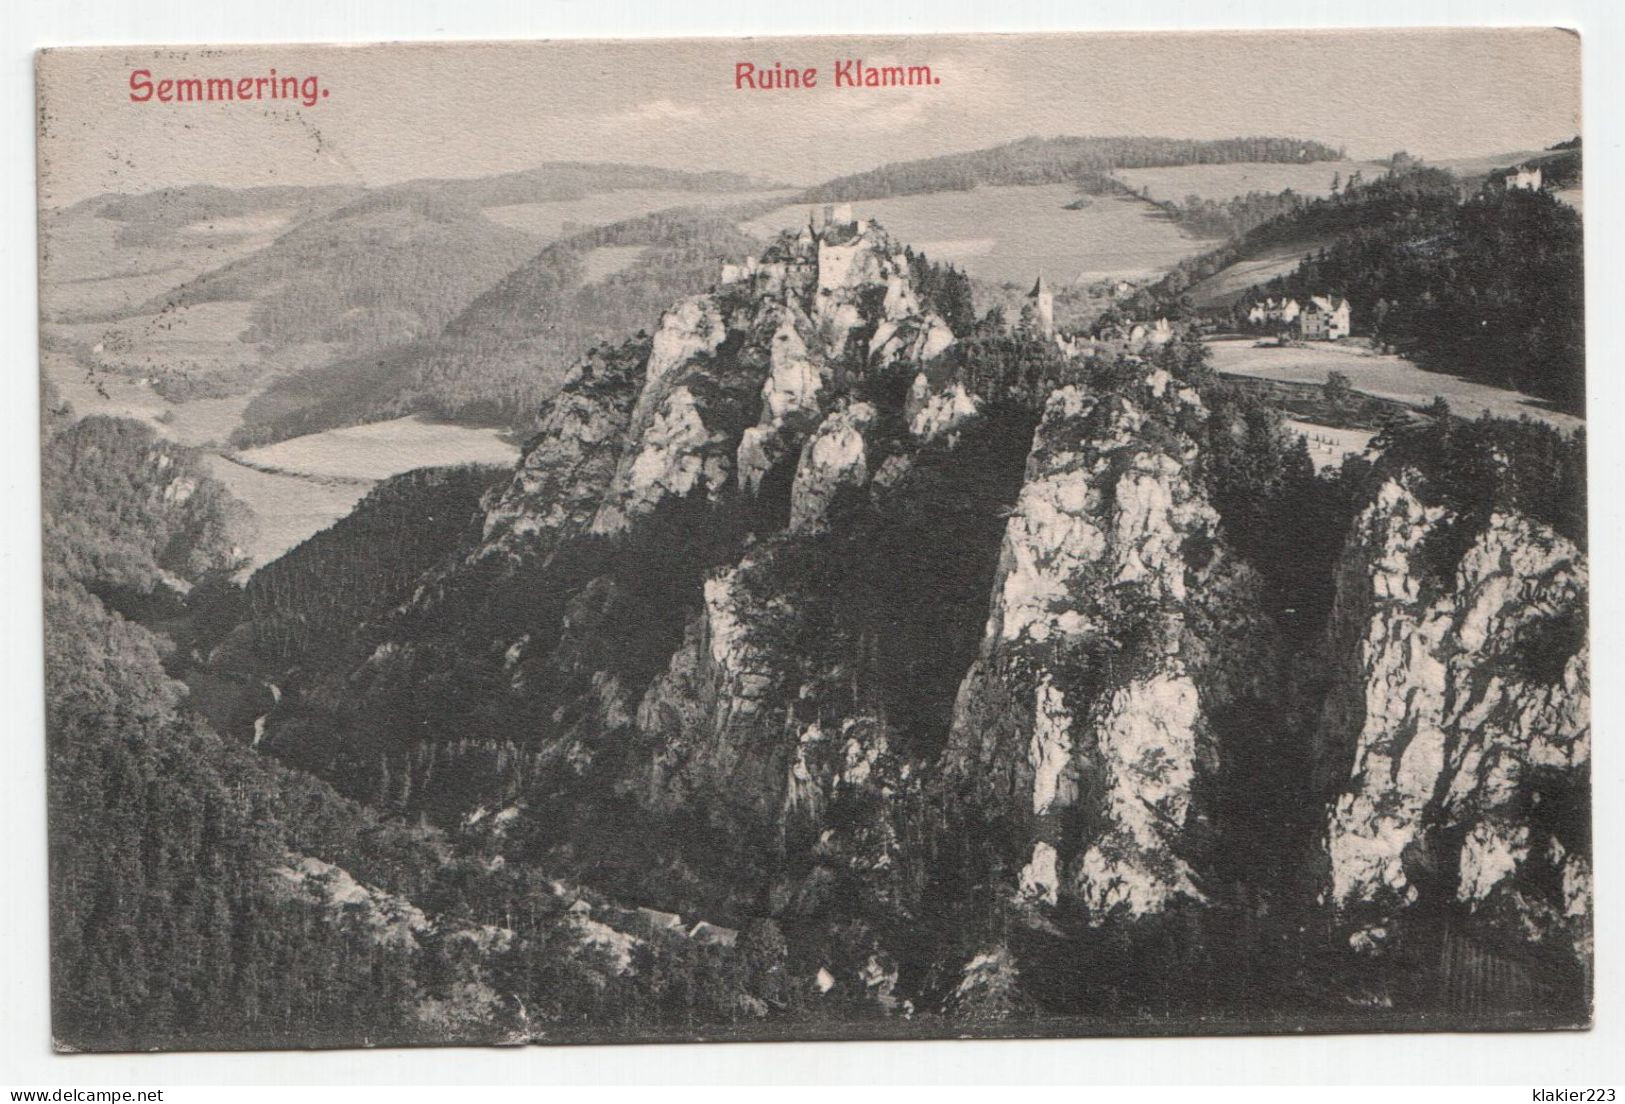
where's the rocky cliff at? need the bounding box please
[1315,476,1590,992]
[241,216,1591,1030]
[944,370,1278,921]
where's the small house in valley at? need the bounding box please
[1505,165,1544,191]
[1248,297,1301,327]
[1298,296,1351,341]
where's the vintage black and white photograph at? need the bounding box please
[34,27,1588,1053]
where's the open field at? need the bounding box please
[1115,160,1392,203]
[46,299,264,385]
[47,350,518,571]
[37,181,780,577]
[483,188,794,240]
[43,350,256,448]
[744,185,1218,286]
[213,417,517,572]
[1207,337,1583,432]
[41,206,303,322]
[1433,149,1550,179]
[205,455,374,574]
[579,245,650,284]
[234,415,520,482]
[1185,240,1326,308]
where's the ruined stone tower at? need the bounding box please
[1027,273,1055,339]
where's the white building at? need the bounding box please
[1505,165,1544,191]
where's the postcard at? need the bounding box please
[35,28,1587,1051]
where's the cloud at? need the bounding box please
[846,92,932,130]
[612,98,704,124]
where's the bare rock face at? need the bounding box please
[904,372,979,441]
[591,295,743,535]
[478,345,644,561]
[874,316,958,376]
[789,401,875,533]
[584,220,953,535]
[638,558,790,820]
[645,295,730,388]
[737,306,829,495]
[634,539,923,926]
[1317,477,1590,959]
[578,220,965,825]
[315,218,967,814]
[944,376,1276,922]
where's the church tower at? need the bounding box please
[1027,274,1055,339]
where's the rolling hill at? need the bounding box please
[229,205,767,444]
[147,189,542,353]
[1176,144,1584,308]
[40,163,787,429]
[219,139,1359,444]
[798,134,1345,201]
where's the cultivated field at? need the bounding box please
[39,183,788,576]
[47,299,263,380]
[1207,337,1584,432]
[744,185,1217,286]
[204,455,375,574]
[1432,149,1551,179]
[211,416,519,571]
[579,245,650,284]
[234,415,520,482]
[41,206,302,322]
[1115,160,1392,204]
[43,350,255,448]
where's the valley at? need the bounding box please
[1207,336,1584,430]
[746,184,1220,286]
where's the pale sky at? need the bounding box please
[36,28,1580,206]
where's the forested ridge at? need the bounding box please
[230,207,768,445]
[1252,186,1583,408]
[1145,158,1584,410]
[231,207,978,446]
[153,190,540,354]
[245,465,507,662]
[800,135,1344,201]
[45,406,845,1050]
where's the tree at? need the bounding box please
[1324,370,1355,413]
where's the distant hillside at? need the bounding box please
[1149,164,1467,308]
[67,161,774,268]
[800,135,1345,202]
[1486,142,1582,192]
[230,205,767,445]
[148,190,540,355]
[382,161,780,207]
[1169,149,1584,309]
[64,183,362,247]
[1254,184,1582,409]
[1150,162,1584,411]
[1435,139,1580,183]
[64,162,771,225]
